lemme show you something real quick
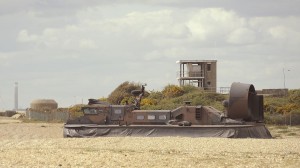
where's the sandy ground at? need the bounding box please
[0,116,300,168]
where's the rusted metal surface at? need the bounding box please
[227,82,264,121]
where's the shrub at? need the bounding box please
[264,97,289,114]
[147,90,163,100]
[181,85,198,93]
[99,97,108,102]
[141,98,157,106]
[162,85,184,98]
[289,89,300,105]
[120,96,135,105]
[68,104,84,118]
[107,81,141,104]
[276,103,298,114]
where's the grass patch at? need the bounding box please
[267,124,300,138]
[272,134,282,138]
[274,125,289,129]
[277,130,291,134]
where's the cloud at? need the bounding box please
[13,7,300,65]
[17,30,39,42]
[226,28,257,44]
[79,39,97,49]
[187,8,245,41]
[1,2,300,109]
[15,8,300,61]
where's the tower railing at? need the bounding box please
[177,71,204,78]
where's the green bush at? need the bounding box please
[162,85,184,98]
[107,81,141,104]
[147,90,163,100]
[289,89,300,105]
[105,82,300,124]
[140,86,226,111]
[68,104,84,118]
[264,97,289,114]
[181,85,199,93]
[141,98,158,106]
[99,97,108,102]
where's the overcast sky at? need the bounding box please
[0,0,299,110]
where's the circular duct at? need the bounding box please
[227,82,256,121]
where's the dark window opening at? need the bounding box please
[195,108,202,120]
[207,64,211,71]
[83,108,98,115]
[175,114,183,120]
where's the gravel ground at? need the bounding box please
[0,117,300,168]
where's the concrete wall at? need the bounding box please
[257,89,288,97]
[204,61,217,92]
[262,89,288,96]
[26,110,69,122]
[0,111,19,116]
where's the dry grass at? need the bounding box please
[1,117,300,168]
[267,125,300,139]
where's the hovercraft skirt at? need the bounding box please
[63,124,272,138]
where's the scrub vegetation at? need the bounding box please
[264,89,300,125]
[104,81,300,125]
[106,81,226,111]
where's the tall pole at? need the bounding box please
[287,69,292,126]
[14,82,18,111]
[283,68,286,89]
[283,68,286,125]
[283,68,292,126]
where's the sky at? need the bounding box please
[0,0,299,110]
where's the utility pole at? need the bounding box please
[283,68,291,89]
[14,82,18,111]
[283,68,292,126]
[283,68,285,88]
